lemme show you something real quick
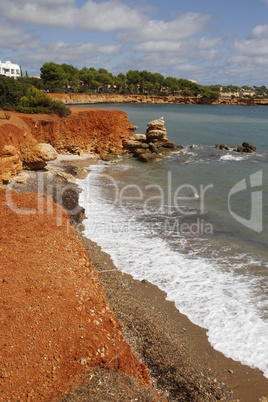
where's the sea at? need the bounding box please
[76,103,268,378]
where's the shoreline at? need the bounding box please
[9,156,268,401]
[48,93,268,106]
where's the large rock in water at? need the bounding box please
[146,119,167,142]
[138,152,163,163]
[236,142,256,153]
[124,117,183,162]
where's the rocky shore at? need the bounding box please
[49,93,268,106]
[4,154,268,401]
[1,108,268,401]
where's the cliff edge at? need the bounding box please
[0,108,135,185]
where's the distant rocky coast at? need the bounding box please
[49,92,268,106]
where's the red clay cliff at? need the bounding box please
[0,108,135,185]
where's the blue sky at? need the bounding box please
[1,0,268,86]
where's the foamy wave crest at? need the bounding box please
[220,154,248,161]
[78,169,268,378]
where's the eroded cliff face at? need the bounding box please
[0,109,134,185]
[0,190,150,401]
[49,93,268,106]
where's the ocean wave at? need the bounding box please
[220,154,249,161]
[78,169,268,378]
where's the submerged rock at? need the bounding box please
[138,152,163,163]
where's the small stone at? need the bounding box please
[80,358,87,365]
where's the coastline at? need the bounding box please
[10,156,268,401]
[79,232,268,402]
[48,92,268,106]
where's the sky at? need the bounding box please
[1,0,268,86]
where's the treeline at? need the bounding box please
[38,62,268,98]
[39,62,220,97]
[0,75,71,116]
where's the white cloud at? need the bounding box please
[1,0,145,31]
[251,24,268,38]
[0,21,38,51]
[233,25,268,58]
[1,0,77,28]
[78,1,145,31]
[119,13,211,42]
[16,41,121,74]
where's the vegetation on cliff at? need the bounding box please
[0,75,71,117]
[38,61,268,99]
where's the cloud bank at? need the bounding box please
[1,0,267,85]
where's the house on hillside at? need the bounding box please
[0,60,21,79]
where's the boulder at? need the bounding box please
[138,152,163,163]
[146,119,165,131]
[236,142,256,153]
[133,148,147,157]
[215,144,229,150]
[242,142,256,152]
[158,141,177,149]
[22,143,58,170]
[123,139,144,150]
[148,143,159,154]
[132,134,147,141]
[36,143,58,161]
[146,129,167,142]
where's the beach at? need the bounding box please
[9,154,268,401]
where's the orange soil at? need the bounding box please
[0,108,134,184]
[0,190,149,401]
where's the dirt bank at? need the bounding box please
[0,108,135,185]
[0,189,150,401]
[49,93,268,106]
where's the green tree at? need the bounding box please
[0,75,30,109]
[61,63,80,92]
[40,62,68,92]
[126,70,142,93]
[116,73,127,93]
[164,76,180,93]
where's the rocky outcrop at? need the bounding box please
[124,118,182,163]
[236,142,256,153]
[0,109,135,185]
[215,142,257,153]
[22,143,58,170]
[49,93,268,106]
[0,145,22,183]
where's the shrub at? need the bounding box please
[17,87,71,117]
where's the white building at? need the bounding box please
[0,60,21,79]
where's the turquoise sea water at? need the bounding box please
[77,104,268,377]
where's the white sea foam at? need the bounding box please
[78,166,268,378]
[220,154,248,161]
